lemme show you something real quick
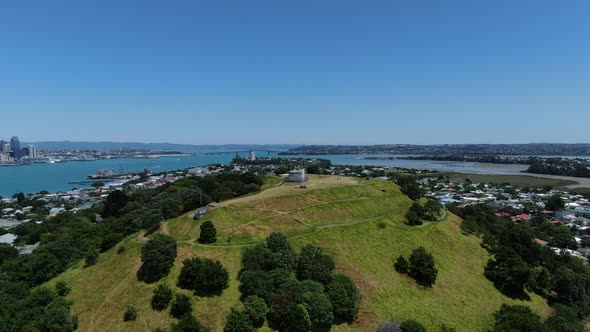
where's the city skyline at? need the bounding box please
[2,1,589,144]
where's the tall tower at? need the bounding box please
[28,144,36,158]
[10,136,20,159]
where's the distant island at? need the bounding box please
[364,155,590,179]
[280,143,590,156]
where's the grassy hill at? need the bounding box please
[46,175,549,331]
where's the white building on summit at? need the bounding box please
[284,169,308,182]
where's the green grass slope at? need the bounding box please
[46,175,549,332]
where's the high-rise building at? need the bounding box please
[28,144,37,158]
[249,151,256,161]
[10,136,20,159]
[0,140,8,153]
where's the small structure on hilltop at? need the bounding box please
[193,206,209,220]
[285,169,308,183]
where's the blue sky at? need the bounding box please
[1,0,589,145]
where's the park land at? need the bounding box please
[47,175,549,331]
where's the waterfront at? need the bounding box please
[0,151,542,197]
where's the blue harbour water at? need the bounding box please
[0,151,531,197]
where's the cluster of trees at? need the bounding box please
[0,280,78,331]
[229,233,360,332]
[171,172,263,203]
[135,231,229,328]
[491,303,584,332]
[0,171,263,331]
[394,247,438,287]
[405,200,442,226]
[527,158,590,178]
[393,175,423,201]
[452,203,589,328]
[148,284,208,331]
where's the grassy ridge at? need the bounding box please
[46,175,549,331]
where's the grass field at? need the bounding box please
[46,175,549,332]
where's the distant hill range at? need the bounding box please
[281,143,590,156]
[25,141,299,151]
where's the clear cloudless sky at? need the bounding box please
[1,0,589,145]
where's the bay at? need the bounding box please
[0,151,532,197]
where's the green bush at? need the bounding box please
[400,320,426,332]
[55,280,70,296]
[138,234,177,283]
[243,295,267,328]
[84,247,99,267]
[394,255,409,274]
[151,284,173,311]
[408,247,438,287]
[171,293,192,319]
[198,221,217,244]
[123,306,138,322]
[178,257,229,297]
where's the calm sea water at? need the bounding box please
[0,151,532,197]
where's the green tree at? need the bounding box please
[552,266,590,315]
[408,247,438,287]
[178,257,229,296]
[13,192,25,205]
[301,290,334,330]
[396,176,422,200]
[138,234,177,283]
[528,266,551,296]
[198,221,217,244]
[425,199,442,220]
[266,232,297,272]
[55,280,70,296]
[243,295,267,328]
[0,243,18,266]
[484,248,531,297]
[224,308,254,332]
[394,255,409,274]
[284,304,311,332]
[295,244,335,285]
[400,320,426,332]
[84,247,99,267]
[493,304,547,332]
[405,210,422,226]
[38,295,78,332]
[545,194,565,212]
[172,313,208,332]
[123,306,138,322]
[546,304,584,332]
[327,273,361,323]
[171,293,192,319]
[267,280,304,330]
[100,233,124,252]
[151,284,173,311]
[103,190,129,217]
[238,270,275,301]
